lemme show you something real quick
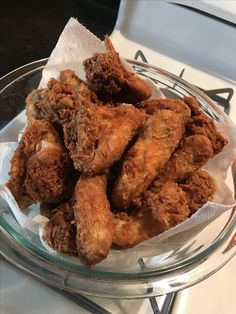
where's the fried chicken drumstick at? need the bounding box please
[112,109,183,209]
[83,36,152,103]
[7,120,70,209]
[73,174,114,266]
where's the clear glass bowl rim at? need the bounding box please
[0,59,235,297]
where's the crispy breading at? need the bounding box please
[73,174,114,266]
[183,96,202,116]
[63,100,145,174]
[144,182,189,230]
[112,208,164,249]
[137,98,191,122]
[26,71,98,124]
[43,202,77,254]
[186,114,228,154]
[180,170,216,215]
[112,182,189,249]
[155,134,213,183]
[6,140,33,209]
[7,120,70,209]
[112,110,184,209]
[83,36,152,103]
[60,69,83,88]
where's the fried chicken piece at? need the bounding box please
[63,100,145,174]
[144,182,189,230]
[112,110,184,209]
[60,69,83,88]
[83,36,152,103]
[43,202,77,254]
[180,170,216,215]
[26,71,98,124]
[26,85,80,124]
[112,182,189,249]
[183,96,202,116]
[73,174,114,266]
[155,134,213,183]
[7,120,70,209]
[137,98,191,122]
[112,207,164,249]
[186,114,228,154]
[6,140,33,209]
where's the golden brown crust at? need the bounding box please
[6,140,33,209]
[112,208,164,249]
[60,69,83,88]
[26,71,99,125]
[186,114,228,154]
[112,182,189,249]
[63,101,145,174]
[112,110,184,209]
[7,120,70,209]
[43,202,77,254]
[73,174,114,266]
[183,96,202,116]
[144,182,189,230]
[155,134,213,183]
[180,170,216,215]
[83,36,152,103]
[137,98,191,122]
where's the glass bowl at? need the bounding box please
[0,59,235,298]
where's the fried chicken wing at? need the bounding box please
[112,208,163,249]
[137,98,191,122]
[155,134,213,183]
[63,100,145,174]
[186,114,228,154]
[112,110,184,209]
[83,36,152,103]
[144,182,189,230]
[180,170,216,215]
[7,120,70,209]
[73,174,114,266]
[43,202,77,254]
[26,71,98,124]
[112,182,189,249]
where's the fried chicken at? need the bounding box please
[43,202,77,254]
[112,182,189,249]
[63,100,145,175]
[155,134,213,183]
[83,36,152,103]
[186,114,228,154]
[144,182,189,230]
[7,120,70,209]
[137,98,191,122]
[73,174,114,266]
[183,96,202,116]
[26,70,98,124]
[112,208,164,249]
[112,110,184,209]
[180,170,216,215]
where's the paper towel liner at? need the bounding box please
[1,18,236,266]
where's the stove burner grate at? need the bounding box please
[134,50,233,115]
